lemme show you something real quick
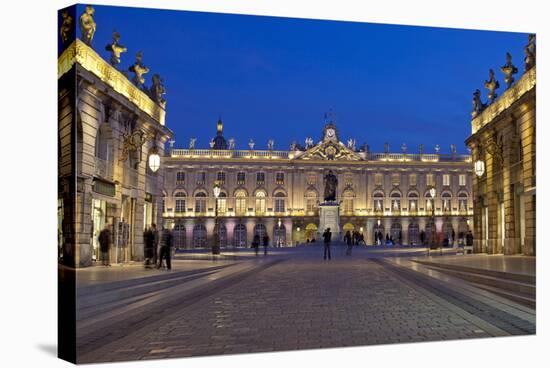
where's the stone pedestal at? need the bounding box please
[319,202,341,240]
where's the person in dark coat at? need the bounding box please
[344,230,352,256]
[98,225,111,266]
[252,234,260,256]
[466,231,474,247]
[262,234,269,255]
[150,223,159,264]
[420,230,426,246]
[143,227,153,266]
[157,226,173,270]
[323,228,332,260]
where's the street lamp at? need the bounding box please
[428,187,439,255]
[474,160,485,177]
[148,146,161,173]
[277,218,282,247]
[212,181,221,255]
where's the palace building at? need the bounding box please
[466,35,536,256]
[162,120,474,248]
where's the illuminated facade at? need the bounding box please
[465,37,536,256]
[162,121,473,248]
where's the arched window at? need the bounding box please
[373,192,384,213]
[274,223,286,247]
[343,190,354,214]
[305,190,318,214]
[390,192,401,212]
[174,192,186,213]
[442,192,452,213]
[216,192,227,214]
[408,222,420,245]
[193,224,207,248]
[425,190,435,211]
[235,190,247,216]
[254,223,267,239]
[214,223,227,247]
[408,192,418,213]
[173,223,186,249]
[195,192,207,214]
[274,192,286,213]
[234,224,247,247]
[255,191,266,215]
[458,192,468,212]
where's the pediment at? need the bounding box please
[294,141,363,161]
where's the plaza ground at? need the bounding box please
[68,244,535,363]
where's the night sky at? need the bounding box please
[72,4,529,154]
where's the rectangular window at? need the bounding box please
[374,173,383,186]
[426,174,434,187]
[236,197,247,215]
[306,198,316,213]
[176,171,185,184]
[216,171,226,184]
[256,172,265,185]
[275,172,285,185]
[459,174,466,186]
[392,173,400,186]
[175,199,186,213]
[443,174,450,186]
[236,172,246,185]
[195,198,206,213]
[196,171,206,185]
[217,198,227,214]
[274,198,285,213]
[343,198,354,213]
[409,174,417,186]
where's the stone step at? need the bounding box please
[474,284,536,309]
[418,264,535,297]
[413,260,535,284]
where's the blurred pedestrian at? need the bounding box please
[157,226,173,270]
[252,234,260,256]
[98,225,111,266]
[263,233,269,255]
[344,230,353,256]
[323,228,332,260]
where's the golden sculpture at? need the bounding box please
[79,5,96,46]
[129,51,150,87]
[105,31,127,67]
[60,10,73,45]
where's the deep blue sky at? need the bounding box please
[72,4,528,154]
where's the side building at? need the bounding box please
[162,121,473,248]
[466,35,536,255]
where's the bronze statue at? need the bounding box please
[472,89,484,117]
[323,170,338,202]
[484,69,500,104]
[60,10,73,45]
[500,52,518,89]
[524,34,536,71]
[105,31,127,67]
[129,51,150,88]
[149,74,166,108]
[78,5,96,46]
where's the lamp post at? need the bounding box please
[148,145,161,173]
[475,159,485,178]
[277,218,282,247]
[212,181,221,255]
[429,187,438,255]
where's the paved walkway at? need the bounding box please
[77,244,535,363]
[412,254,535,276]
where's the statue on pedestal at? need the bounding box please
[323,170,338,202]
[60,10,74,46]
[105,31,127,67]
[484,69,500,104]
[472,89,484,117]
[79,5,96,46]
[149,74,166,108]
[500,52,518,89]
[129,51,149,88]
[524,34,536,71]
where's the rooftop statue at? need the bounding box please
[323,170,338,202]
[524,34,536,71]
[305,137,314,149]
[105,31,127,67]
[248,139,255,150]
[500,52,518,89]
[79,5,96,47]
[228,138,235,150]
[472,89,484,117]
[484,69,500,105]
[149,74,166,108]
[209,138,215,149]
[267,139,274,150]
[347,138,356,151]
[129,51,150,88]
[60,10,73,45]
[189,137,196,149]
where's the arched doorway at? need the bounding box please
[253,223,267,239]
[273,224,286,247]
[173,223,186,249]
[193,224,207,248]
[408,222,420,246]
[305,223,318,243]
[373,222,384,245]
[214,223,227,248]
[390,222,402,245]
[425,222,436,247]
[443,221,454,246]
[458,218,469,244]
[234,224,247,247]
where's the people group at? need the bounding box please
[143,223,173,270]
[252,233,270,256]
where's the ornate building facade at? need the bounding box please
[162,121,474,248]
[466,35,536,256]
[58,6,172,267]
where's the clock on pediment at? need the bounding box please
[322,123,339,143]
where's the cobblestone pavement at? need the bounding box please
[78,244,535,363]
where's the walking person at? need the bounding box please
[150,223,159,265]
[344,230,353,256]
[262,233,269,255]
[143,226,153,267]
[157,226,173,270]
[323,227,332,260]
[420,230,425,246]
[98,224,111,266]
[252,234,260,256]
